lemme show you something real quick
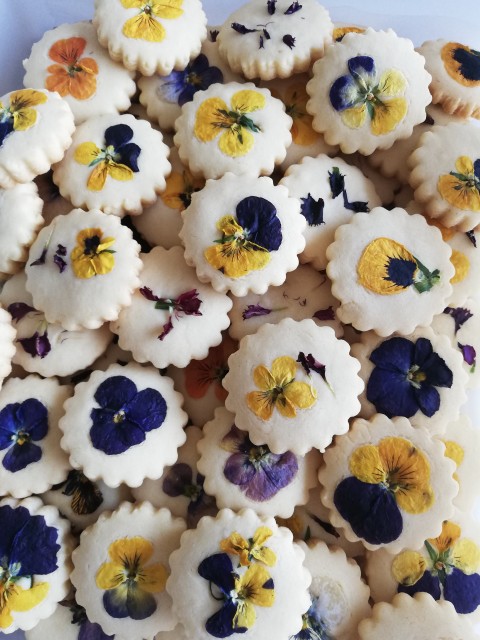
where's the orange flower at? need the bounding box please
[184,335,237,401]
[46,37,98,100]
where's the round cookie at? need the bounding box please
[53,113,171,217]
[180,173,305,296]
[25,598,114,640]
[174,81,292,179]
[93,0,207,76]
[23,21,136,124]
[0,306,16,388]
[306,29,432,155]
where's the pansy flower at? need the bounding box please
[334,436,434,545]
[0,89,47,147]
[96,536,167,620]
[437,156,480,212]
[0,504,59,629]
[366,337,453,419]
[74,124,141,191]
[71,227,116,279]
[441,42,480,87]
[283,81,318,146]
[56,469,104,516]
[89,375,167,455]
[0,399,48,473]
[294,585,347,640]
[357,237,441,295]
[392,520,480,614]
[120,0,184,42]
[160,168,204,211]
[45,37,98,100]
[7,301,52,359]
[184,339,234,402]
[198,552,274,637]
[204,196,282,279]
[139,286,202,340]
[220,526,277,568]
[158,54,223,106]
[69,602,114,639]
[220,425,298,501]
[329,56,408,136]
[162,462,217,527]
[194,89,265,157]
[333,26,365,42]
[246,355,317,421]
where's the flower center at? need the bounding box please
[113,410,126,424]
[13,430,30,446]
[103,144,120,164]
[184,482,202,501]
[67,64,83,77]
[142,3,153,15]
[406,365,426,389]
[187,72,202,87]
[366,91,375,101]
[248,445,269,465]
[83,235,101,256]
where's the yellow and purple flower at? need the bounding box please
[0,89,47,148]
[220,527,277,568]
[71,228,116,280]
[437,156,480,212]
[158,54,223,106]
[0,399,48,473]
[120,0,184,42]
[441,42,480,87]
[162,462,217,527]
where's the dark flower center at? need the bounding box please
[184,482,202,501]
[187,72,202,87]
[248,445,269,465]
[13,430,30,446]
[83,235,101,256]
[113,410,126,424]
[143,3,152,15]
[67,64,83,76]
[406,364,427,389]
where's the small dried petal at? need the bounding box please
[18,331,51,359]
[209,29,219,42]
[312,307,335,321]
[284,1,302,14]
[283,34,296,49]
[466,230,477,247]
[328,166,345,199]
[175,289,202,316]
[297,351,327,381]
[444,306,473,334]
[458,342,476,367]
[158,317,173,341]
[30,247,48,266]
[342,189,370,213]
[231,22,258,35]
[54,254,67,273]
[242,304,272,320]
[267,0,277,14]
[139,286,162,302]
[7,302,37,323]
[56,244,67,256]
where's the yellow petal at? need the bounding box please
[370,97,408,136]
[204,241,270,278]
[139,563,168,593]
[216,215,244,237]
[218,128,254,158]
[391,551,427,586]
[233,600,256,630]
[120,0,144,7]
[252,364,277,392]
[284,381,317,410]
[97,237,116,252]
[437,174,480,211]
[377,69,407,97]
[108,162,134,182]
[91,252,115,276]
[275,395,298,418]
[122,14,166,42]
[349,444,385,484]
[440,42,480,87]
[96,561,125,590]
[455,155,474,175]
[220,532,249,565]
[161,171,188,210]
[194,97,228,142]
[452,538,480,574]
[74,141,101,166]
[396,484,434,514]
[7,582,50,613]
[341,104,367,129]
[333,26,364,41]
[443,439,464,467]
[428,520,461,553]
[270,356,297,387]
[357,237,417,295]
[246,390,274,421]
[0,605,13,629]
[87,163,109,191]
[238,564,275,607]
[252,526,273,547]
[252,547,277,567]
[12,108,37,132]
[9,89,47,110]
[151,0,184,19]
[231,90,266,114]
[71,254,96,279]
[450,250,470,284]
[291,114,319,146]
[108,536,154,567]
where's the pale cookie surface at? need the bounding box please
[25,599,112,640]
[0,306,16,388]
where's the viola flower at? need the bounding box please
[17,330,51,359]
[220,526,277,567]
[71,227,116,279]
[329,56,408,136]
[246,355,317,421]
[69,602,114,640]
[0,504,59,629]
[357,237,441,295]
[334,436,434,545]
[194,89,265,157]
[162,462,216,527]
[96,536,168,620]
[184,340,231,402]
[441,42,480,87]
[392,520,480,614]
[160,168,203,211]
[437,156,480,212]
[283,81,318,146]
[74,124,141,191]
[443,306,473,334]
[0,89,47,147]
[204,196,282,279]
[158,54,223,106]
[366,337,453,419]
[120,0,184,42]
[198,552,274,637]
[139,286,202,340]
[58,469,103,516]
[220,425,298,501]
[45,37,99,100]
[333,26,365,42]
[0,399,49,473]
[89,375,167,455]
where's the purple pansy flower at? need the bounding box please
[330,56,377,112]
[236,196,283,251]
[366,337,453,418]
[71,603,114,640]
[162,462,216,527]
[139,286,203,340]
[17,330,51,359]
[89,376,167,455]
[0,399,48,472]
[158,54,223,106]
[7,302,37,322]
[443,306,473,334]
[220,425,298,501]
[98,124,140,173]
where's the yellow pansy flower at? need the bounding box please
[70,228,116,279]
[0,582,49,629]
[283,81,318,146]
[121,0,183,42]
[441,42,480,88]
[438,156,480,212]
[232,564,275,629]
[160,169,204,211]
[194,89,265,157]
[0,89,47,147]
[220,527,277,567]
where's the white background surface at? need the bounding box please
[1,0,480,638]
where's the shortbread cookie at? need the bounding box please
[228,265,343,342]
[133,146,204,250]
[409,122,480,231]
[53,113,170,217]
[72,502,187,639]
[0,271,112,377]
[23,21,136,124]
[60,362,187,488]
[418,39,480,118]
[197,407,321,518]
[111,246,232,369]
[217,0,333,80]
[0,88,74,189]
[167,333,237,426]
[350,327,468,434]
[25,598,113,640]
[174,81,292,179]
[366,511,480,622]
[167,508,311,640]
[306,29,432,155]
[0,182,43,276]
[319,414,458,553]
[326,207,454,335]
[223,318,363,455]
[93,0,207,76]
[180,173,305,296]
[280,155,381,270]
[25,208,142,331]
[0,306,16,388]
[132,425,217,527]
[0,496,71,634]
[0,376,70,498]
[358,593,478,640]
[294,540,370,640]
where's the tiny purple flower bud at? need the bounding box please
[282,34,296,48]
